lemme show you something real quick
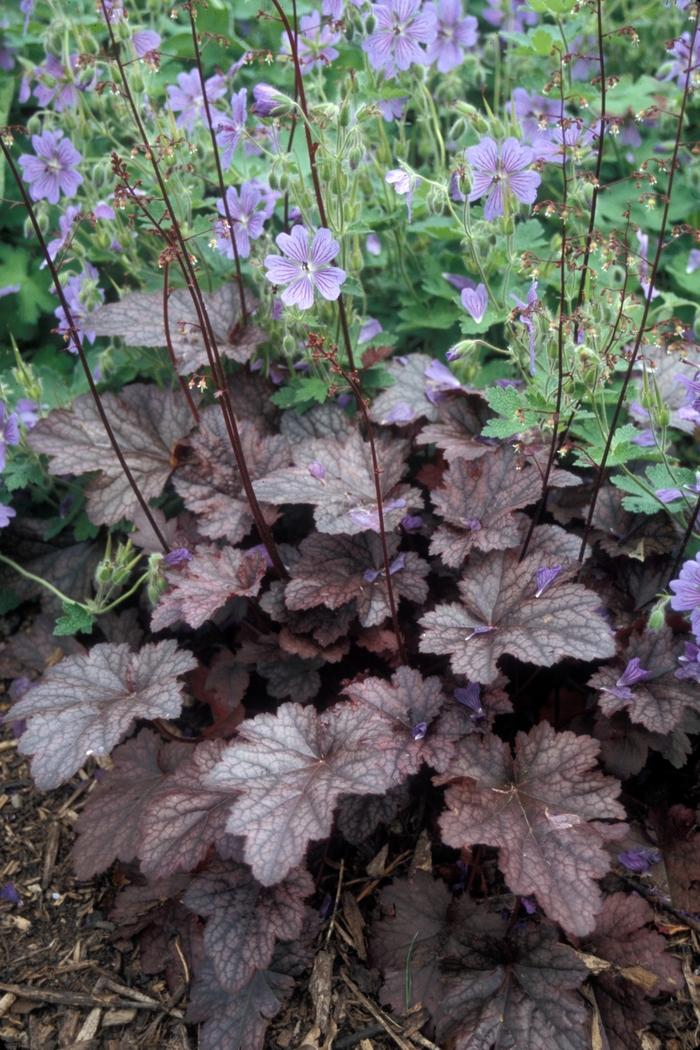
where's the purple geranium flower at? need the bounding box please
[386,168,416,221]
[686,248,700,275]
[424,0,477,73]
[363,0,437,79]
[460,282,488,323]
[166,69,226,132]
[251,82,287,117]
[512,280,539,375]
[662,31,700,89]
[507,87,561,140]
[18,130,83,205]
[466,137,541,221]
[401,513,423,531]
[411,721,428,741]
[366,233,382,256]
[216,87,247,168]
[264,226,346,310]
[379,97,408,121]
[0,403,20,472]
[284,11,341,71]
[0,503,16,528]
[425,358,462,402]
[42,204,81,267]
[132,29,161,60]
[53,262,104,352]
[655,487,682,504]
[30,53,82,112]
[15,399,40,429]
[363,552,406,583]
[669,553,700,639]
[214,182,268,259]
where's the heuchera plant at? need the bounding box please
[1,0,699,1048]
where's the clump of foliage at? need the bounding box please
[1,0,699,1047]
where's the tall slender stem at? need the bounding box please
[573,0,606,340]
[163,260,201,424]
[186,2,248,325]
[578,5,700,565]
[520,57,568,560]
[99,1,287,577]
[0,138,169,554]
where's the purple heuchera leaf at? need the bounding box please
[201,702,410,885]
[8,641,197,790]
[420,549,615,683]
[434,722,626,935]
[369,354,440,427]
[535,564,562,598]
[183,858,313,994]
[152,545,268,631]
[617,847,661,873]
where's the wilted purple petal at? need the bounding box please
[0,882,22,906]
[454,682,484,716]
[655,487,682,504]
[164,547,192,567]
[411,721,428,741]
[359,317,383,345]
[308,460,327,481]
[535,564,562,598]
[617,847,660,873]
[401,514,423,532]
[381,401,415,425]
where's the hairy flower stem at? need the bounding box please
[519,59,568,561]
[99,3,287,578]
[270,0,357,373]
[578,4,700,565]
[0,138,170,554]
[322,350,407,664]
[573,0,606,341]
[163,261,201,424]
[186,3,248,326]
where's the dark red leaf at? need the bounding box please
[151,546,267,631]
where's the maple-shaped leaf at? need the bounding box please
[284,532,429,627]
[29,384,194,525]
[371,871,453,1017]
[71,729,187,880]
[581,892,682,1050]
[336,783,410,845]
[173,408,290,544]
[138,740,239,880]
[343,667,458,778]
[184,858,312,995]
[589,486,677,560]
[416,395,493,462]
[87,285,263,373]
[186,941,299,1050]
[589,625,699,735]
[202,702,404,885]
[371,874,589,1049]
[434,908,589,1050]
[252,429,421,535]
[110,873,191,938]
[369,354,439,426]
[429,447,545,566]
[435,722,626,935]
[419,549,615,683]
[9,641,197,790]
[151,546,267,632]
